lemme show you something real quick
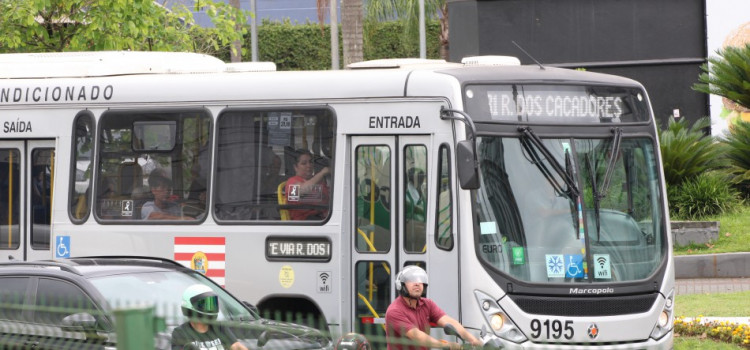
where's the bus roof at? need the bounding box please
[0,51,276,79]
[0,51,644,105]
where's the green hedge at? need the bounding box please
[236,19,443,71]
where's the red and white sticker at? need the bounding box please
[174,237,226,286]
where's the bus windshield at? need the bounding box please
[474,135,665,284]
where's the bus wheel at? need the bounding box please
[257,297,327,333]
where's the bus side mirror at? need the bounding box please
[456,140,479,189]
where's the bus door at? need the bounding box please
[351,135,444,343]
[0,140,55,262]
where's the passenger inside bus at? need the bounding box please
[284,148,330,220]
[141,169,193,220]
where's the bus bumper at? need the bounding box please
[488,330,673,349]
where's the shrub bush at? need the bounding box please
[231,19,442,71]
[659,116,724,189]
[668,171,742,220]
[721,120,750,198]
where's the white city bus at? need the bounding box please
[0,51,674,348]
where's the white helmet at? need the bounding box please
[395,265,428,296]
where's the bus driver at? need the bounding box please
[385,266,482,350]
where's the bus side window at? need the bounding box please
[435,145,453,250]
[214,109,335,222]
[69,112,95,223]
[404,145,427,253]
[96,109,211,222]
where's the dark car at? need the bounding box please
[0,256,331,350]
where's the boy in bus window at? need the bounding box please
[285,149,330,220]
[142,169,192,220]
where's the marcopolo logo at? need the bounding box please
[569,287,615,295]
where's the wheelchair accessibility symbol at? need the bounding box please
[56,236,70,258]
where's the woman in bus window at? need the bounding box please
[285,149,330,220]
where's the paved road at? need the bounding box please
[675,277,750,295]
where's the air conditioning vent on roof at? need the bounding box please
[224,62,277,72]
[347,58,449,69]
[461,55,521,66]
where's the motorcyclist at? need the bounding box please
[384,265,482,350]
[171,284,248,350]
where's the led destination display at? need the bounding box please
[266,236,332,262]
[464,84,650,124]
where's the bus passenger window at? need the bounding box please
[96,109,211,222]
[404,145,427,253]
[355,146,390,252]
[69,112,94,223]
[214,109,335,222]
[435,145,453,250]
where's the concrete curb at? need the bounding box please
[674,252,750,279]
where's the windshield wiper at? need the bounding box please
[518,127,580,199]
[588,127,623,241]
[599,127,622,198]
[586,154,601,240]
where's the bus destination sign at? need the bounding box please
[266,236,332,262]
[464,84,649,123]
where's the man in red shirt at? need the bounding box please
[385,266,482,350]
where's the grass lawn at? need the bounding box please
[673,205,750,255]
[674,337,745,349]
[673,291,750,349]
[675,291,750,317]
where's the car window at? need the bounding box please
[34,278,98,325]
[88,270,255,325]
[0,277,29,320]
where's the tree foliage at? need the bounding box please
[365,0,448,59]
[694,43,750,110]
[0,0,248,57]
[247,19,442,71]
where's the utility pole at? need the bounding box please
[230,0,242,62]
[250,0,258,61]
[419,0,426,59]
[330,0,339,70]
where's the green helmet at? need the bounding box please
[181,284,219,320]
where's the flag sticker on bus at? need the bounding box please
[174,237,226,286]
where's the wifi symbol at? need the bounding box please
[319,272,331,292]
[596,256,607,268]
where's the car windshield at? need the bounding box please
[474,135,666,284]
[88,270,256,325]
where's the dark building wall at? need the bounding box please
[447,0,709,129]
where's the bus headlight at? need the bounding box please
[489,314,504,331]
[650,289,674,340]
[475,290,527,343]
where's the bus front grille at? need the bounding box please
[508,293,658,316]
